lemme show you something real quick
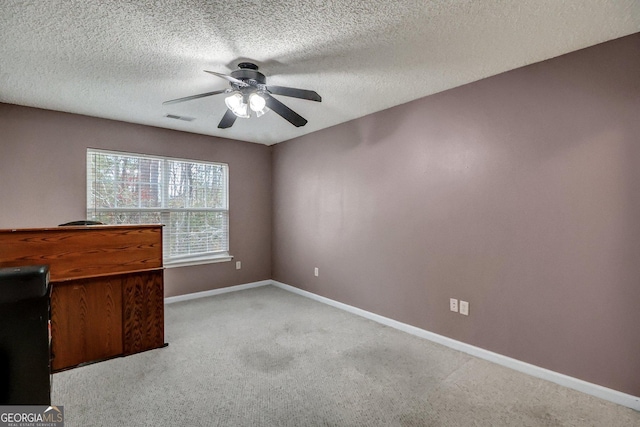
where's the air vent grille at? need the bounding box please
[165,114,195,122]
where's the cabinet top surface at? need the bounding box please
[0,224,163,280]
[0,224,163,233]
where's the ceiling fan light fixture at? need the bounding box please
[249,92,267,112]
[249,92,269,117]
[224,92,249,118]
[164,63,321,128]
[254,106,270,118]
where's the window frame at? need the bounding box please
[86,148,231,267]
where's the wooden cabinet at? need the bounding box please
[0,225,165,371]
[50,276,123,369]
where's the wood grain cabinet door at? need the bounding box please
[122,271,164,355]
[50,277,123,371]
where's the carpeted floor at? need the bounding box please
[52,285,640,426]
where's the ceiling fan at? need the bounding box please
[163,62,322,129]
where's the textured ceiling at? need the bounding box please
[1,1,638,145]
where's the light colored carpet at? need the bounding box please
[52,285,640,426]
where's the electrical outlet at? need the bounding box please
[236,261,241,270]
[314,267,319,277]
[459,300,469,316]
[450,298,458,312]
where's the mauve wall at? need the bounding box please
[272,33,640,396]
[0,105,272,297]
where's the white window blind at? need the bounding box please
[87,149,229,265]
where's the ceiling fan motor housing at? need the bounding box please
[231,63,266,87]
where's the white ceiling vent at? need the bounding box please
[165,114,195,122]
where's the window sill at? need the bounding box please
[164,254,233,269]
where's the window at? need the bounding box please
[87,149,230,266]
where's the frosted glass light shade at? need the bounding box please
[255,107,269,118]
[225,93,249,118]
[249,93,266,112]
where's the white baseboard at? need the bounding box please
[164,280,271,304]
[271,280,640,412]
